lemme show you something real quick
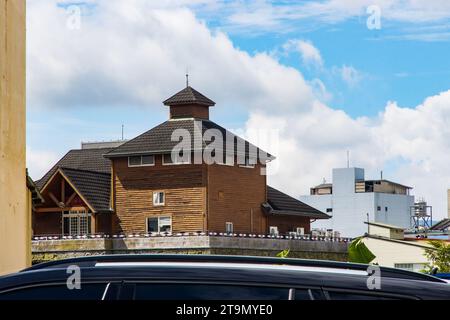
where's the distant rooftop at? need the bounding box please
[81,140,128,150]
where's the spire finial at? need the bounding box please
[185,67,189,88]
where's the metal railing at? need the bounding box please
[32,232,351,242]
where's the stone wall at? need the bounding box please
[32,236,349,264]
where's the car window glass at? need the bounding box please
[132,283,289,300]
[295,288,324,300]
[327,291,398,300]
[0,283,107,300]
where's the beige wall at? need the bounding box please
[0,0,28,275]
[362,237,430,272]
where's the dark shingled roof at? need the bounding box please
[36,148,113,190]
[59,167,111,213]
[264,186,330,219]
[163,86,216,106]
[104,119,274,161]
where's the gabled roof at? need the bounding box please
[264,186,330,219]
[40,167,111,213]
[163,86,216,106]
[59,168,111,213]
[36,147,113,190]
[104,119,274,161]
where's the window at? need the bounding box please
[326,290,398,300]
[326,208,333,213]
[153,191,165,206]
[162,153,190,165]
[132,283,290,300]
[226,222,233,233]
[385,206,388,212]
[377,206,381,211]
[394,263,414,271]
[147,216,172,234]
[296,227,305,235]
[218,153,234,166]
[63,211,91,236]
[0,283,107,300]
[269,226,279,236]
[128,155,155,167]
[239,156,256,168]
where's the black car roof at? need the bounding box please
[23,254,444,283]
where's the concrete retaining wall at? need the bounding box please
[32,236,349,264]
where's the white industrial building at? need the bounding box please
[299,168,414,238]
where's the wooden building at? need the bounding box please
[34,86,329,236]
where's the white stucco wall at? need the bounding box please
[300,168,414,238]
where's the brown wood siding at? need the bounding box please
[170,104,209,120]
[33,213,61,235]
[207,163,267,234]
[267,215,311,234]
[95,213,112,234]
[112,155,207,234]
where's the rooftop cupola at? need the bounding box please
[163,86,216,120]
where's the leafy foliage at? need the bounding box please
[423,240,450,273]
[277,249,290,258]
[348,237,376,264]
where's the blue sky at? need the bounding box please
[26,1,450,218]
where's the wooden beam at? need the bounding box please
[36,206,88,213]
[61,178,65,203]
[49,192,64,208]
[65,192,77,207]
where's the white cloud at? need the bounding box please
[27,1,450,220]
[244,90,450,219]
[336,65,362,87]
[283,39,323,69]
[26,148,60,179]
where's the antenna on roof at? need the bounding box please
[121,124,124,141]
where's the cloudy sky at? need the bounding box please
[27,0,450,218]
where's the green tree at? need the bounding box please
[348,237,376,264]
[423,240,450,273]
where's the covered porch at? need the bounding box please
[34,167,112,236]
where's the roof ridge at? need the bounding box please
[59,166,111,176]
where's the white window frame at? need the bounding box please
[128,155,155,167]
[62,210,91,236]
[239,156,256,169]
[226,222,234,233]
[153,191,165,206]
[218,153,235,166]
[269,226,279,236]
[146,216,172,234]
[162,153,191,166]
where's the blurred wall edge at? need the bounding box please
[0,0,28,275]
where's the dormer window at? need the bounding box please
[239,156,256,168]
[128,155,155,167]
[162,153,190,165]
